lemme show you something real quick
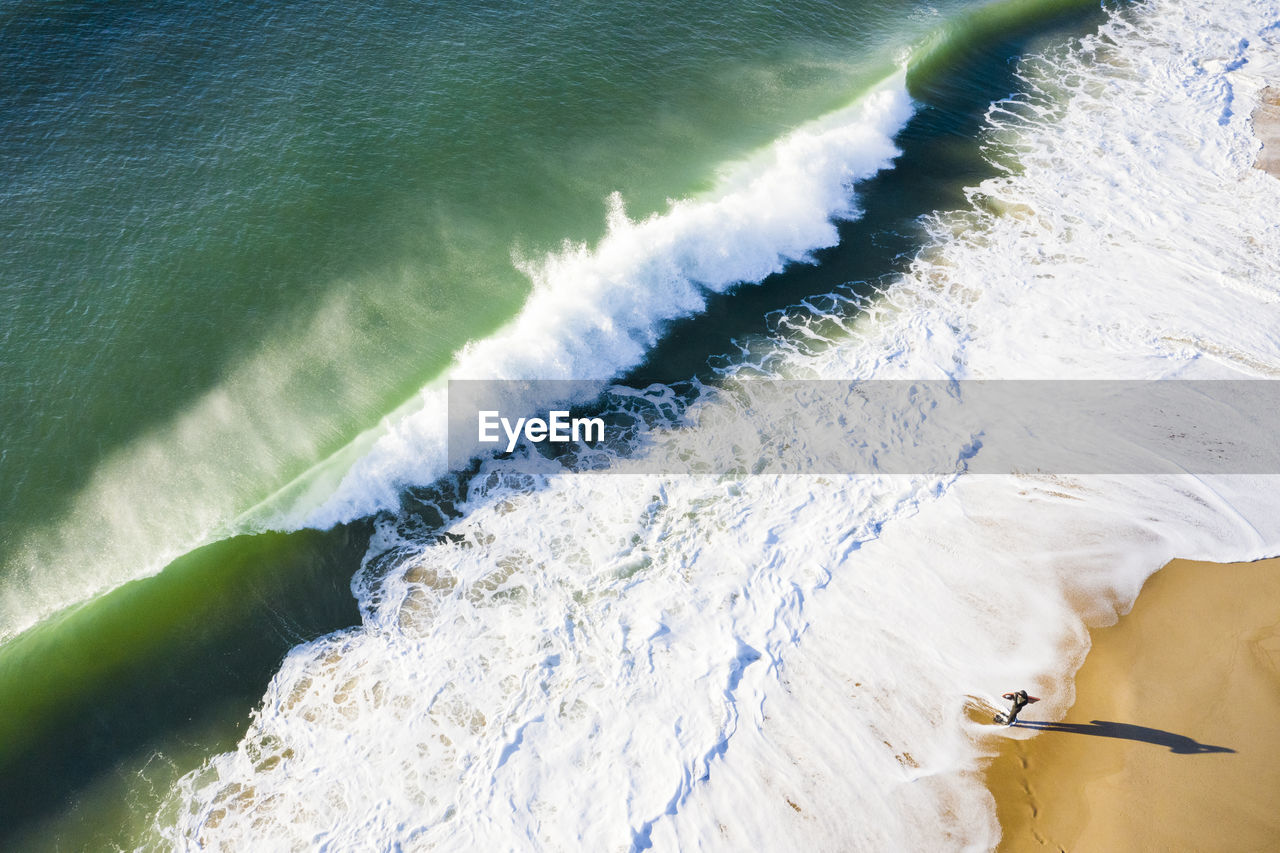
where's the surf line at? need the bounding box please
[478,410,606,453]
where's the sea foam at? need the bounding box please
[294,79,913,528]
[154,1,1280,849]
[0,68,912,642]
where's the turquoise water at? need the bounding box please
[0,0,1110,846]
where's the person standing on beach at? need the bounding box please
[1000,690,1039,725]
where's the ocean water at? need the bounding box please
[3,0,1280,848]
[1,0,1003,638]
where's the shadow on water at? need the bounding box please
[624,2,1108,387]
[0,521,371,850]
[1012,720,1237,754]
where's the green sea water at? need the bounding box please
[0,0,1108,846]
[0,0,1104,637]
[3,0,907,634]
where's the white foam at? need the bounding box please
[297,80,913,528]
[0,70,912,640]
[152,1,1280,850]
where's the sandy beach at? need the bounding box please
[984,92,1280,851]
[1256,87,1280,176]
[985,557,1280,851]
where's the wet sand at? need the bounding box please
[985,557,1280,851]
[1256,87,1280,176]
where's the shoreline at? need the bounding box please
[979,76,1280,852]
[1256,87,1280,176]
[984,557,1280,850]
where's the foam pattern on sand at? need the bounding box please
[151,1,1280,849]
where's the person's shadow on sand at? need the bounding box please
[1012,720,1235,754]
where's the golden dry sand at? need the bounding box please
[985,557,1280,852]
[1256,87,1280,176]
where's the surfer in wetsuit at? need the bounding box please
[999,690,1039,725]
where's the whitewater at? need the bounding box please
[150,0,1280,849]
[0,65,912,641]
[289,77,914,529]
